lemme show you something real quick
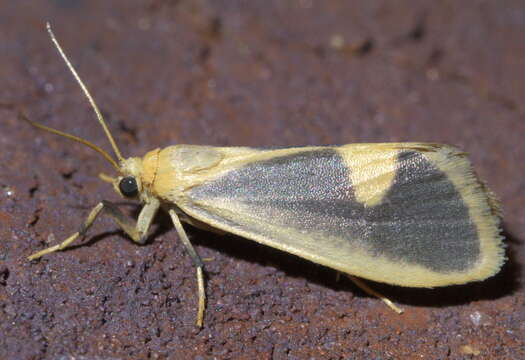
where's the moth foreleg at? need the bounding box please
[28,199,160,260]
[168,209,206,327]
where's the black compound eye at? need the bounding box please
[119,177,138,197]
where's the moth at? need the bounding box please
[25,24,505,327]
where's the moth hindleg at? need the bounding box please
[347,275,404,314]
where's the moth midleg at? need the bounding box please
[28,199,160,260]
[168,209,206,327]
[347,275,404,314]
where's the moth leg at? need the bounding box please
[168,209,205,327]
[347,275,404,314]
[28,199,160,260]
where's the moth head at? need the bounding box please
[111,157,146,200]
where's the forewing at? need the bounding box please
[178,144,503,287]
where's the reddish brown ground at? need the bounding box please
[1,1,524,359]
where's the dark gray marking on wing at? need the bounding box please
[188,149,480,272]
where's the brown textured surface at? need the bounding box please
[1,1,524,359]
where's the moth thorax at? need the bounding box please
[140,148,161,188]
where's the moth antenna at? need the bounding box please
[46,22,125,163]
[19,111,120,171]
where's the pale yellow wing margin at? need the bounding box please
[175,143,504,288]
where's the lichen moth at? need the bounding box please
[25,23,505,327]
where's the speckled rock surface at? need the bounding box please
[1,1,524,359]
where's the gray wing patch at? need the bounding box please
[367,150,479,271]
[187,149,479,272]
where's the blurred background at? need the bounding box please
[1,1,524,358]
